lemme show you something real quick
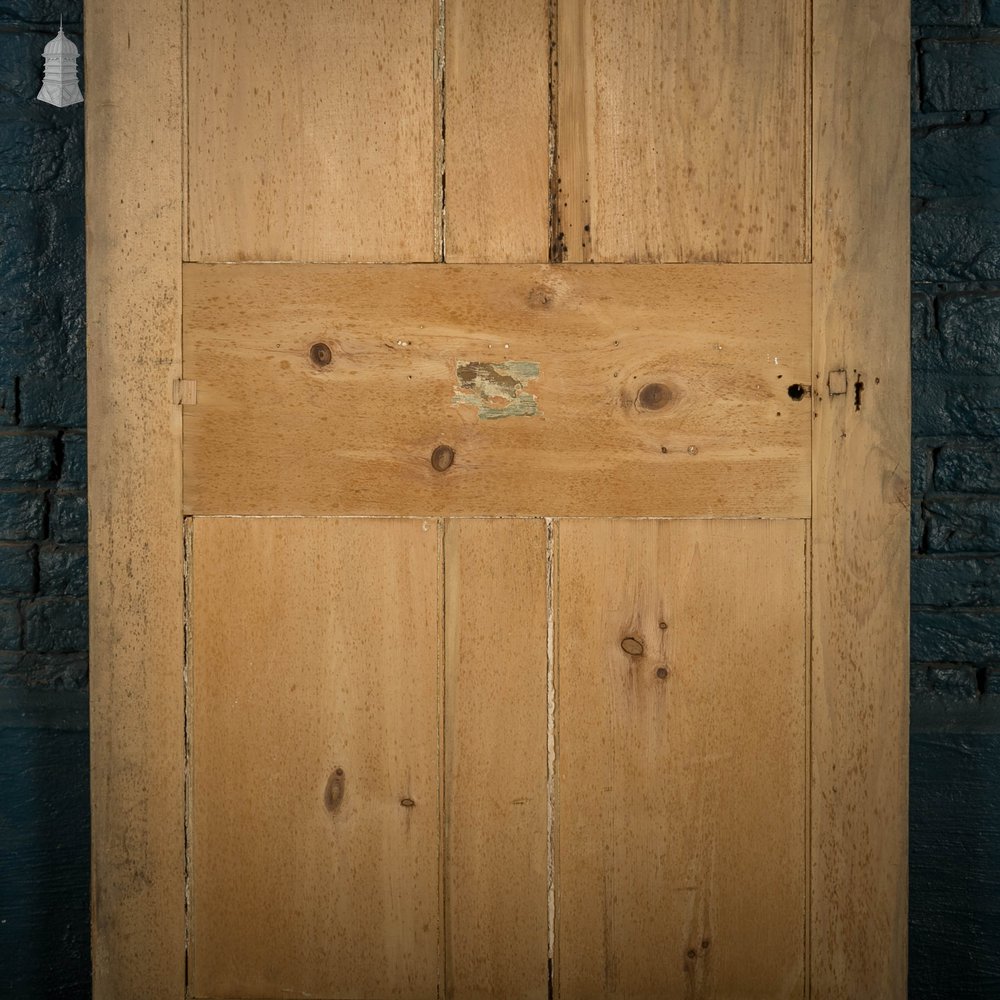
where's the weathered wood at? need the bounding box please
[85,2,186,997]
[188,517,441,999]
[445,0,550,262]
[810,1,910,996]
[556,0,810,263]
[444,518,549,999]
[556,518,807,998]
[182,262,812,518]
[187,0,437,263]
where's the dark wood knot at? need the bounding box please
[431,445,455,472]
[309,342,333,367]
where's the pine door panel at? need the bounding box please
[181,263,812,518]
[187,0,439,263]
[556,519,807,998]
[556,0,810,263]
[188,517,442,999]
[444,518,550,999]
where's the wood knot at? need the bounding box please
[309,342,333,367]
[655,666,669,679]
[528,285,555,308]
[621,636,644,656]
[400,797,416,808]
[637,382,672,410]
[431,444,455,472]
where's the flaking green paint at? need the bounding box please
[453,361,541,420]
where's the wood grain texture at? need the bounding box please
[187,0,437,263]
[188,517,441,999]
[556,519,807,999]
[445,0,550,262]
[444,519,549,999]
[182,263,812,518]
[810,3,910,997]
[85,3,186,997]
[555,0,810,263]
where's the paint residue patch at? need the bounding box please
[453,360,540,420]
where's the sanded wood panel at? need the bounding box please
[187,0,437,263]
[444,519,549,999]
[810,1,910,996]
[556,0,810,263]
[182,263,812,518]
[188,518,442,1000]
[556,519,807,998]
[85,2,186,997]
[445,0,550,262]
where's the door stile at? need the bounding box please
[87,1,187,997]
[810,2,910,996]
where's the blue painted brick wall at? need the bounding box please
[912,2,1000,997]
[0,3,89,998]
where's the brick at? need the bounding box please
[911,662,981,706]
[38,545,85,597]
[0,192,48,291]
[912,374,1000,437]
[936,293,1000,373]
[922,38,1000,112]
[912,555,1000,606]
[0,489,44,541]
[0,543,34,596]
[912,124,1000,199]
[913,443,934,498]
[912,201,1000,281]
[0,432,54,481]
[984,0,1000,27]
[924,497,1000,552]
[0,117,68,193]
[19,375,85,428]
[935,443,1000,491]
[60,431,85,486]
[23,597,86,653]
[0,599,20,649]
[913,0,981,26]
[912,610,1000,663]
[49,491,85,543]
[0,650,87,689]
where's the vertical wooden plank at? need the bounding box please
[810,2,910,996]
[557,519,807,998]
[188,518,441,1000]
[556,0,809,263]
[85,2,185,997]
[187,0,438,263]
[445,0,550,262]
[443,519,549,999]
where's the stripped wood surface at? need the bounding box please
[85,2,186,997]
[556,518,808,998]
[555,0,810,263]
[187,0,438,263]
[444,519,549,999]
[809,2,910,996]
[445,0,550,262]
[188,517,442,999]
[181,263,812,518]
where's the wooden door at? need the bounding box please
[86,2,909,999]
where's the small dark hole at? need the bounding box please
[310,342,333,367]
[787,383,806,400]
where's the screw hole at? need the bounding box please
[787,383,807,400]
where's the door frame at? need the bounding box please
[85,1,909,996]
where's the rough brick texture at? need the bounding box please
[0,9,86,693]
[912,8,1000,998]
